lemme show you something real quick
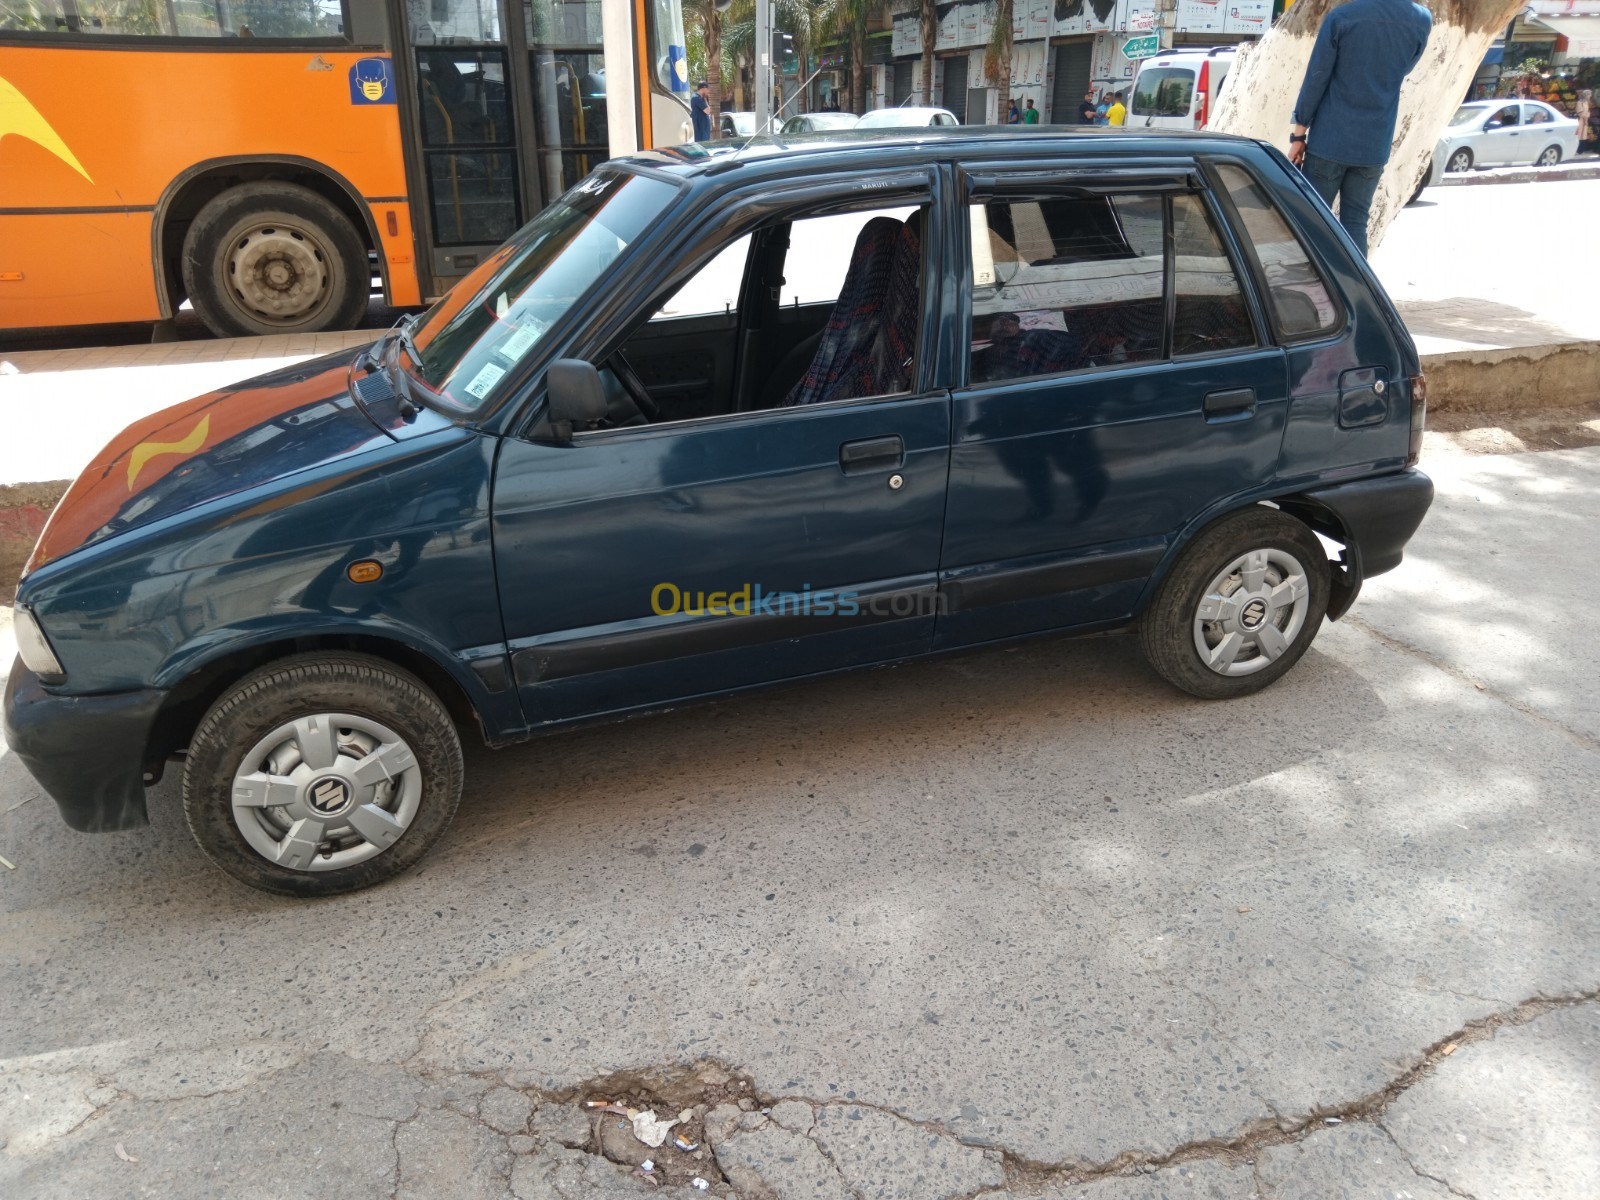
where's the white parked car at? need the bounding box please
[855,106,959,129]
[718,111,757,138]
[780,112,860,134]
[1423,99,1581,184]
[1128,47,1237,131]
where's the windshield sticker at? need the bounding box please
[496,323,540,362]
[462,362,507,400]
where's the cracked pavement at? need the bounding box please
[3,442,1598,1199]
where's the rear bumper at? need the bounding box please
[1302,468,1434,619]
[3,660,163,832]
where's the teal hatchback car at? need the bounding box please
[6,128,1431,895]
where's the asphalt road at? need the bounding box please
[1,436,1596,1199]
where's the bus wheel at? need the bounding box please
[182,182,370,338]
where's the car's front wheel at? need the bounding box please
[182,653,463,896]
[1139,508,1331,699]
[1447,147,1473,173]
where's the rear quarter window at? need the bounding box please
[1213,163,1341,341]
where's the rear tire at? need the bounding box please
[181,182,371,338]
[1139,508,1330,700]
[1536,145,1562,167]
[182,653,463,896]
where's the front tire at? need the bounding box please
[1139,509,1331,700]
[181,181,371,338]
[1446,147,1473,173]
[182,653,463,896]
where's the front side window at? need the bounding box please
[1130,68,1195,117]
[2,0,345,36]
[406,170,679,413]
[1214,163,1339,340]
[1489,104,1519,127]
[967,188,1255,385]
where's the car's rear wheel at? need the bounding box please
[1536,145,1562,167]
[181,182,371,338]
[1447,147,1473,173]
[182,653,463,896]
[1139,508,1330,699]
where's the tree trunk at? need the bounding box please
[1209,0,1526,253]
[851,19,866,113]
[920,0,936,105]
[994,0,1013,124]
[707,14,723,122]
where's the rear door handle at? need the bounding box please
[1203,388,1256,421]
[839,435,904,474]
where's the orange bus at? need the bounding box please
[0,0,692,337]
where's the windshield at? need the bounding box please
[1449,104,1488,126]
[1130,68,1195,117]
[405,171,679,413]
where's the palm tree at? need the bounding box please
[989,0,1013,125]
[685,0,727,120]
[821,0,880,114]
[918,0,935,106]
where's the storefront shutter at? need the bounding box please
[1050,40,1092,124]
[943,55,969,120]
[893,60,915,105]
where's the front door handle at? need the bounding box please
[1203,388,1256,421]
[839,435,904,474]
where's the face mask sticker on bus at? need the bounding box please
[348,58,396,105]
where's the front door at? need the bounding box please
[490,192,952,727]
[937,166,1288,647]
[1479,102,1524,165]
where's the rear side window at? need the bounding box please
[966,189,1255,383]
[1214,164,1340,340]
[1131,68,1195,117]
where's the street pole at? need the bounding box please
[755,0,772,133]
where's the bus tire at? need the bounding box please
[182,182,371,338]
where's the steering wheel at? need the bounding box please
[609,352,659,422]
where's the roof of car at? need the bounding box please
[627,124,1262,179]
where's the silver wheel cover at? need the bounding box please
[1192,547,1311,677]
[231,713,422,871]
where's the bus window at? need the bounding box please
[527,0,608,199]
[0,0,347,37]
[650,0,688,99]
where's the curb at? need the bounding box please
[1434,162,1600,188]
[4,340,1597,599]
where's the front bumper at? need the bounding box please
[3,659,164,832]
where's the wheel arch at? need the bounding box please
[1134,495,1352,622]
[143,631,488,783]
[150,156,389,320]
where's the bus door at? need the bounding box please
[391,0,613,300]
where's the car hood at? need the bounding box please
[24,346,456,576]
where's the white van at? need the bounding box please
[1127,47,1237,131]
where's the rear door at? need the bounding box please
[936,164,1288,647]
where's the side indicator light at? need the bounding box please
[0,271,23,282]
[1407,374,1427,466]
[386,210,399,237]
[347,559,383,583]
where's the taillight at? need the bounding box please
[1407,374,1427,465]
[1196,63,1210,128]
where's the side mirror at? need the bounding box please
[546,358,608,440]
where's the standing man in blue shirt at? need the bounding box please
[691,80,712,141]
[1289,0,1432,256]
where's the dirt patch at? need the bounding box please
[0,481,68,605]
[1424,402,1600,455]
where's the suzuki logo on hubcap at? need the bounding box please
[308,777,352,816]
[1239,598,1269,630]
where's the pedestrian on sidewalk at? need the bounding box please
[1288,0,1432,257]
[1577,89,1595,155]
[1106,92,1127,126]
[1023,98,1040,124]
[1079,88,1098,124]
[1007,99,1022,124]
[691,80,712,141]
[1095,93,1111,125]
